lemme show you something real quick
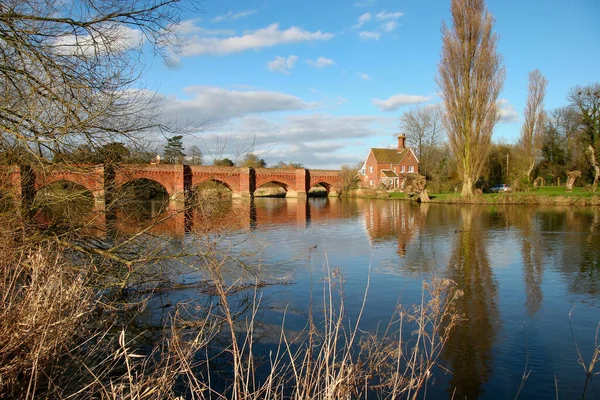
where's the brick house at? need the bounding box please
[360,134,420,189]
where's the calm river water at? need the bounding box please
[136,197,600,399]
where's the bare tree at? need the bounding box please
[0,0,199,164]
[399,104,445,177]
[519,70,548,182]
[436,0,505,198]
[568,83,600,191]
[239,153,267,168]
[188,145,203,165]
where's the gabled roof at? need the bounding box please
[370,148,410,164]
[381,169,398,178]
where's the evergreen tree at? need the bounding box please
[214,158,234,167]
[163,136,186,164]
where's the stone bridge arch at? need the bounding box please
[254,168,307,198]
[190,166,254,198]
[309,170,343,197]
[193,178,234,192]
[255,179,297,197]
[113,164,185,205]
[33,165,105,206]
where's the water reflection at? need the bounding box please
[443,207,499,399]
[560,208,600,297]
[41,197,600,398]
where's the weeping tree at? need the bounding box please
[519,69,548,183]
[436,0,505,198]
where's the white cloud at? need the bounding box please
[212,10,256,23]
[355,0,376,7]
[194,114,394,168]
[307,56,335,68]
[497,99,520,123]
[180,23,334,56]
[54,24,143,56]
[353,12,372,28]
[267,55,298,74]
[147,86,311,128]
[353,10,403,40]
[359,31,380,40]
[358,73,372,80]
[372,94,432,111]
[381,21,400,33]
[334,95,347,105]
[171,20,235,36]
[375,11,404,20]
[127,86,400,168]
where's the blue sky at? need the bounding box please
[140,0,600,169]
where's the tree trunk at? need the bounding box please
[566,170,581,192]
[418,189,431,203]
[461,175,474,199]
[526,161,535,183]
[588,145,599,192]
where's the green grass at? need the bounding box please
[382,186,600,204]
[426,192,462,201]
[388,192,409,199]
[419,185,600,205]
[526,186,597,197]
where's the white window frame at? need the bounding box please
[369,166,373,173]
[369,179,373,186]
[408,165,414,173]
[401,165,405,173]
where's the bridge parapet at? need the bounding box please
[309,169,342,176]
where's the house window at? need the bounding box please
[369,179,373,186]
[408,165,414,173]
[401,165,405,173]
[369,166,373,173]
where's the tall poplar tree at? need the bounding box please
[437,0,505,198]
[520,69,548,182]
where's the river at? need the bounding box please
[121,197,600,399]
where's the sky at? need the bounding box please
[139,0,600,169]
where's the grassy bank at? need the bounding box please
[386,186,600,205]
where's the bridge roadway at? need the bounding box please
[0,164,343,209]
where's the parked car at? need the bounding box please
[489,184,511,193]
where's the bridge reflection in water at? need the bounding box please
[104,197,425,255]
[109,197,350,238]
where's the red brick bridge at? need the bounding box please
[1,164,343,209]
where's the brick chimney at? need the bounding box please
[397,134,406,151]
